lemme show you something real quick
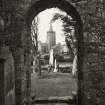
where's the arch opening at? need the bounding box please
[25,0,83,104]
[31,7,77,99]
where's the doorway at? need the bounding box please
[26,0,83,104]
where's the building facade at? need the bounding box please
[38,41,48,54]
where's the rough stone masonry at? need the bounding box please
[0,0,105,105]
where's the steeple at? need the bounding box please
[47,22,56,50]
[49,23,53,32]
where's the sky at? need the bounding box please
[34,8,67,45]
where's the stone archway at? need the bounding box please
[25,0,83,104]
[1,0,105,105]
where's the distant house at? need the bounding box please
[52,43,62,55]
[38,41,48,54]
[61,44,69,54]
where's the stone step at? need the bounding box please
[31,95,76,105]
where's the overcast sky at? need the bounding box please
[35,8,67,44]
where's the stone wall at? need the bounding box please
[82,42,105,105]
[75,1,105,105]
[0,0,105,105]
[0,46,15,105]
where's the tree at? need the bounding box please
[31,16,39,54]
[31,16,42,76]
[51,13,78,76]
[51,13,77,56]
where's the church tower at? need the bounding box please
[47,23,56,50]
